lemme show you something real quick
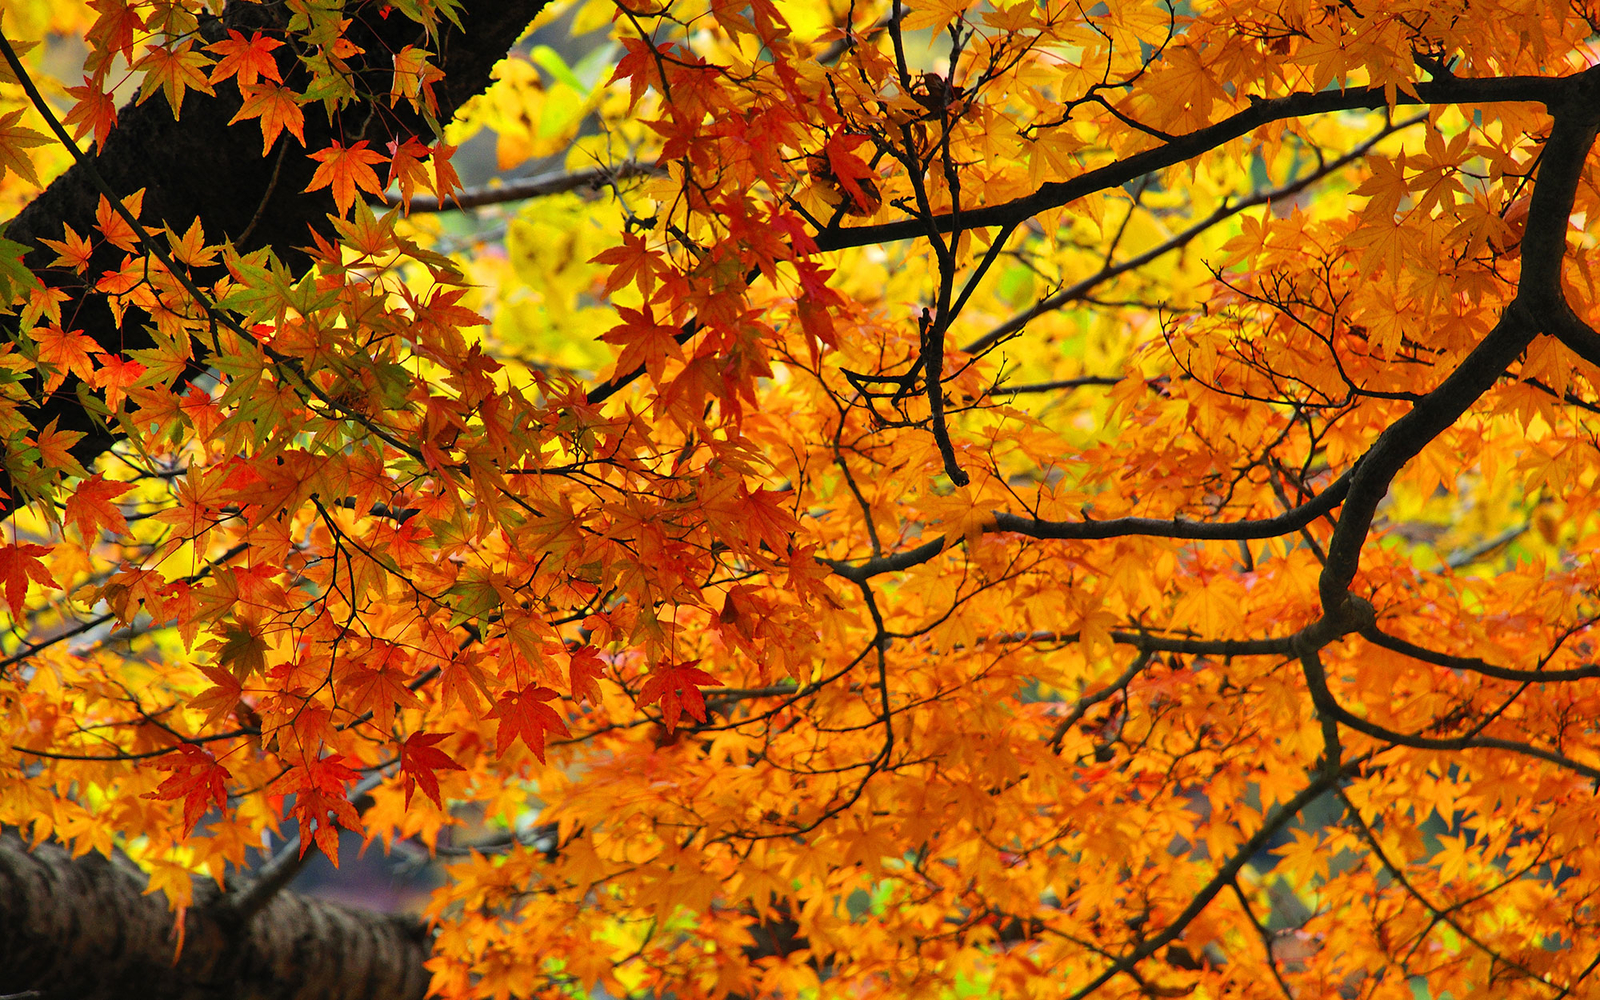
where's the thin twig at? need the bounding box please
[380,161,664,212]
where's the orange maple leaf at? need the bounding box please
[33,418,86,478]
[206,29,284,88]
[430,140,462,206]
[386,137,431,211]
[39,224,95,274]
[89,353,146,412]
[275,754,362,864]
[65,472,133,539]
[590,233,663,296]
[94,188,145,253]
[133,40,215,118]
[33,324,104,394]
[306,140,388,215]
[189,663,244,729]
[231,83,306,155]
[342,658,424,730]
[600,303,685,383]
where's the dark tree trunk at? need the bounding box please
[1,0,548,513]
[0,832,430,1000]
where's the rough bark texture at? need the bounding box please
[1,0,548,512]
[0,832,430,1000]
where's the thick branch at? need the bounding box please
[1317,100,1600,610]
[823,469,1351,583]
[1362,626,1600,682]
[0,831,429,1000]
[813,72,1586,253]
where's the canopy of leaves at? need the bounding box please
[3,1,1600,999]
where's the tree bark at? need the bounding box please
[0,0,549,513]
[0,831,430,1000]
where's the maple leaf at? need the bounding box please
[34,419,87,479]
[231,83,306,155]
[153,465,224,560]
[600,303,685,383]
[568,645,606,704]
[140,857,195,915]
[899,0,969,33]
[399,731,466,808]
[144,744,233,836]
[590,233,663,295]
[64,473,133,539]
[816,133,882,216]
[0,109,49,185]
[166,217,217,269]
[39,224,95,274]
[126,326,191,389]
[610,37,670,108]
[486,684,570,760]
[275,754,363,864]
[386,136,431,210]
[133,40,216,117]
[206,29,284,88]
[94,188,145,252]
[88,353,146,412]
[637,660,718,732]
[210,620,270,679]
[0,543,55,615]
[341,658,424,730]
[922,485,998,548]
[306,140,388,215]
[429,140,462,206]
[189,663,245,729]
[389,44,445,116]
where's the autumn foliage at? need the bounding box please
[5,0,1600,998]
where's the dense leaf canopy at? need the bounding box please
[4,1,1600,999]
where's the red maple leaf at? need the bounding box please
[65,472,133,539]
[399,731,465,808]
[822,132,881,214]
[568,645,606,705]
[144,744,232,835]
[638,660,718,733]
[486,684,570,761]
[274,754,362,864]
[429,140,462,206]
[0,543,55,616]
[386,136,431,211]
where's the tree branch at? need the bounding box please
[813,71,1590,253]
[0,831,429,1000]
